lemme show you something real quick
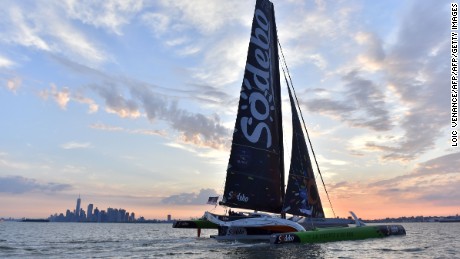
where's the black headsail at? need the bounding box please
[221,0,284,214]
[282,86,325,218]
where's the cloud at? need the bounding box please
[296,1,448,162]
[0,155,31,170]
[54,86,70,110]
[141,1,253,86]
[39,83,98,113]
[354,31,385,72]
[303,70,391,131]
[362,0,449,161]
[414,152,460,176]
[90,123,123,132]
[142,1,251,36]
[140,12,170,36]
[62,0,144,35]
[317,155,348,166]
[0,175,72,194]
[164,142,198,154]
[326,152,460,213]
[94,93,229,153]
[0,55,15,68]
[161,188,219,205]
[186,83,233,107]
[368,152,460,205]
[4,5,50,51]
[1,1,108,65]
[91,83,140,118]
[50,55,231,150]
[4,0,447,163]
[370,152,460,187]
[4,1,337,153]
[61,141,92,149]
[275,1,358,68]
[130,84,230,149]
[73,93,99,113]
[49,19,108,64]
[6,77,21,93]
[90,122,167,137]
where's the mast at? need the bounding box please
[271,0,285,216]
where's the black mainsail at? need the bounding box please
[221,0,324,218]
[221,0,284,213]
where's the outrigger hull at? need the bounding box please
[271,225,406,244]
[173,219,218,229]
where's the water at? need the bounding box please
[0,222,459,258]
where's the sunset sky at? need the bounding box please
[1,0,457,221]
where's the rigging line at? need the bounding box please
[219,174,226,201]
[278,40,337,218]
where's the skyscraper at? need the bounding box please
[87,204,93,221]
[75,195,81,218]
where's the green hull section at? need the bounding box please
[271,225,406,244]
[173,219,218,229]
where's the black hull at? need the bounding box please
[21,219,50,222]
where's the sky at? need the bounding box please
[0,0,457,221]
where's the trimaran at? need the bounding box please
[173,0,406,244]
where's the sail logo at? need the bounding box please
[227,227,247,236]
[277,234,295,243]
[228,191,249,202]
[390,226,400,234]
[240,7,275,149]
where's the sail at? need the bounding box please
[221,0,284,214]
[282,86,325,218]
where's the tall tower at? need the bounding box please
[87,204,93,221]
[75,195,81,218]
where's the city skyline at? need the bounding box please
[1,0,458,220]
[5,194,460,222]
[49,195,140,222]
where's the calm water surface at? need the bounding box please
[0,222,459,258]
